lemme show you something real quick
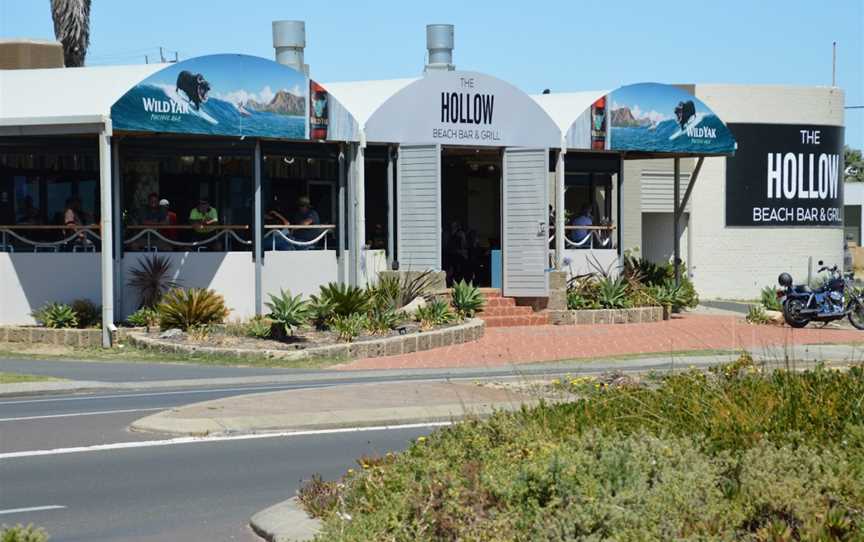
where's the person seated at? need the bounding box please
[569,204,593,247]
[63,197,92,249]
[265,208,293,251]
[189,198,221,251]
[160,199,178,248]
[139,193,166,225]
[289,196,321,250]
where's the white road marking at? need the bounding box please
[0,505,66,516]
[0,422,452,460]
[0,384,327,405]
[0,407,165,422]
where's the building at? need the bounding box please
[0,22,846,343]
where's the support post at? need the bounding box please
[386,145,395,269]
[111,139,123,318]
[673,157,681,287]
[99,126,115,347]
[337,145,347,284]
[617,154,624,256]
[554,145,566,269]
[352,132,367,286]
[253,140,263,315]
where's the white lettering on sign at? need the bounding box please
[800,130,821,145]
[752,206,841,224]
[142,97,189,115]
[766,152,839,200]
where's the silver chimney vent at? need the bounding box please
[424,24,454,73]
[272,20,309,75]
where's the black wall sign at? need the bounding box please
[726,123,844,227]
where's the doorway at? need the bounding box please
[441,147,501,286]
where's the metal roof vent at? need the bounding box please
[424,24,454,73]
[272,20,309,75]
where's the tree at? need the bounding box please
[846,146,864,183]
[50,0,91,67]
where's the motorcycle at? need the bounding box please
[778,261,864,330]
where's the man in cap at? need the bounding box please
[290,196,321,249]
[189,197,220,250]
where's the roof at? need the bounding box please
[0,63,164,127]
[531,90,608,132]
[322,78,418,127]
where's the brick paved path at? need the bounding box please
[336,314,864,370]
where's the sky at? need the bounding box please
[1,0,862,147]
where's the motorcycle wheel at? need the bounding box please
[783,299,810,328]
[848,301,864,330]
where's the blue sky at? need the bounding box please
[1,0,862,147]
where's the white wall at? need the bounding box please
[641,212,688,266]
[563,249,619,278]
[262,251,339,304]
[687,85,845,299]
[0,253,101,324]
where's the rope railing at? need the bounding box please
[263,224,335,250]
[124,225,251,252]
[554,224,616,249]
[0,225,101,253]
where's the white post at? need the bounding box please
[111,140,122,319]
[673,157,681,287]
[353,131,367,286]
[99,125,115,347]
[386,145,395,269]
[253,141,263,315]
[555,144,566,269]
[337,146,347,284]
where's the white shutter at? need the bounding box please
[397,144,441,270]
[503,148,549,297]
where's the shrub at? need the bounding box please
[331,313,368,342]
[127,255,180,309]
[747,304,772,325]
[297,474,341,520]
[368,276,400,313]
[157,288,229,331]
[415,299,455,329]
[622,255,668,285]
[450,280,484,318]
[309,295,337,330]
[312,283,371,320]
[596,276,631,309]
[265,290,311,337]
[0,524,48,542]
[566,290,599,310]
[378,270,439,310]
[366,309,401,335]
[245,315,273,339]
[32,302,78,329]
[126,307,159,328]
[70,298,101,328]
[761,285,783,311]
[186,324,212,342]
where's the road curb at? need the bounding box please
[250,497,320,542]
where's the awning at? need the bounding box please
[534,82,737,156]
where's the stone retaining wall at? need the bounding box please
[127,319,485,362]
[0,326,142,348]
[548,306,663,325]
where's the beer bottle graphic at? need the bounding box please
[591,96,607,150]
[310,81,329,140]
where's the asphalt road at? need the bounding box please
[1,426,430,542]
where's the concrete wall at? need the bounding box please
[688,85,843,299]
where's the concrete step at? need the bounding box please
[481,313,551,328]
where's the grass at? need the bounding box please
[0,372,59,384]
[0,342,344,370]
[301,354,864,541]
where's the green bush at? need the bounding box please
[245,315,273,339]
[309,295,337,330]
[566,290,599,310]
[450,280,484,318]
[311,283,371,320]
[761,285,783,311]
[366,309,401,335]
[415,299,455,329]
[309,362,864,541]
[622,254,668,285]
[70,298,101,328]
[596,276,631,308]
[157,288,230,331]
[265,290,310,337]
[0,524,48,542]
[126,307,159,328]
[331,313,368,342]
[747,304,772,324]
[32,302,78,329]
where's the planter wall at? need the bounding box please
[127,318,485,362]
[0,326,142,347]
[548,307,663,326]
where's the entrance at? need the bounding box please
[441,147,501,286]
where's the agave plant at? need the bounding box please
[127,255,180,309]
[366,308,402,335]
[415,299,455,329]
[451,280,484,318]
[596,276,631,309]
[311,283,371,319]
[331,313,368,342]
[265,289,311,337]
[126,307,159,328]
[157,288,229,331]
[33,302,78,329]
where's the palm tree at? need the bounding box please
[50,0,91,67]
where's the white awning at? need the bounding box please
[322,78,418,128]
[532,90,608,133]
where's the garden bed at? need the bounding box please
[127,318,484,362]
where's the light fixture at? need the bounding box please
[488,165,495,172]
[283,156,295,165]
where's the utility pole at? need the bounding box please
[159,46,166,63]
[144,55,149,64]
[832,41,837,87]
